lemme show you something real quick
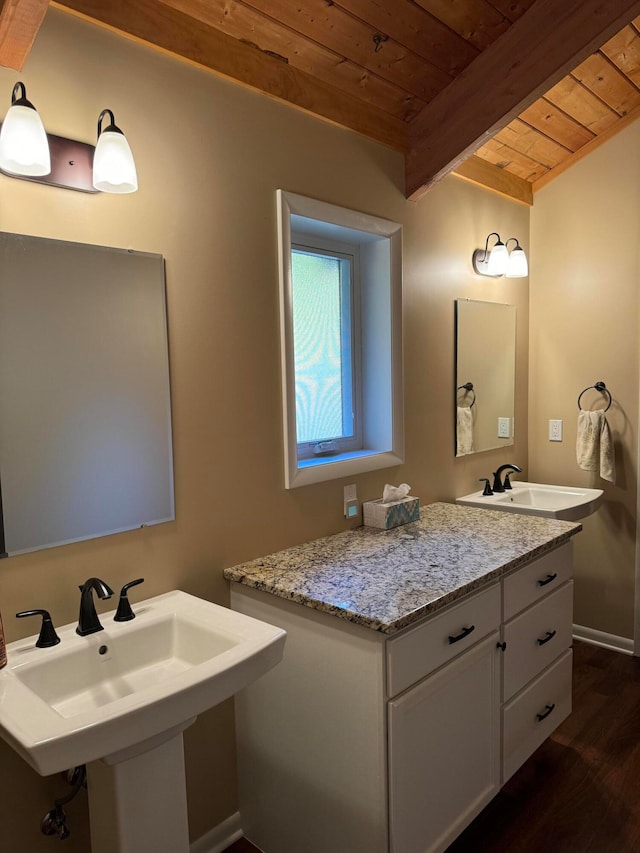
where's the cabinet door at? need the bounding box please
[388,632,500,853]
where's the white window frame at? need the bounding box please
[277,190,404,489]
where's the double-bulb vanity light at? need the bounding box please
[0,82,137,194]
[472,232,528,278]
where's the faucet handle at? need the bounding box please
[16,609,61,648]
[504,472,516,490]
[114,578,145,622]
[478,478,493,496]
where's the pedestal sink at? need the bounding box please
[0,590,286,853]
[456,481,603,521]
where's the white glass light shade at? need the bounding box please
[93,129,138,194]
[0,103,50,176]
[506,246,529,277]
[486,241,508,276]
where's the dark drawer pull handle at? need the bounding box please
[538,573,557,587]
[537,629,557,646]
[448,625,475,644]
[536,703,555,722]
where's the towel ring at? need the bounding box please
[577,381,612,412]
[457,382,476,408]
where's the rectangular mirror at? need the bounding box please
[455,299,516,457]
[0,232,174,557]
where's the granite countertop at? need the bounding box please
[224,502,581,635]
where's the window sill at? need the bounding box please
[290,449,403,488]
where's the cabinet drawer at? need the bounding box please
[503,543,572,621]
[387,583,500,698]
[503,581,573,701]
[502,648,572,784]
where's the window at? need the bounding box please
[291,240,360,458]
[278,191,403,489]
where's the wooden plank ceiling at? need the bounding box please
[475,18,640,194]
[4,0,640,204]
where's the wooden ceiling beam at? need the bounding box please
[0,0,49,70]
[452,155,533,206]
[406,0,640,200]
[52,0,408,152]
[162,0,426,122]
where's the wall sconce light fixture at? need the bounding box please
[0,82,50,177]
[472,232,528,278]
[0,82,138,194]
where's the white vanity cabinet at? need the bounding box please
[230,540,574,853]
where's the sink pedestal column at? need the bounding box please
[87,720,195,853]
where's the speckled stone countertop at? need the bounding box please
[224,502,581,635]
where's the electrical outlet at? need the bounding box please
[549,419,563,442]
[344,484,358,518]
[498,417,511,438]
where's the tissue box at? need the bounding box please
[363,496,420,529]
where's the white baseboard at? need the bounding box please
[573,624,634,656]
[191,812,243,853]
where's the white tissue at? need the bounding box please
[382,483,411,504]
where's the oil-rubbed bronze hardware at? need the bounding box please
[536,703,555,722]
[537,629,557,646]
[16,609,60,648]
[114,578,145,622]
[538,573,557,587]
[479,478,493,496]
[448,625,475,644]
[77,577,114,636]
[577,381,612,412]
[457,382,476,407]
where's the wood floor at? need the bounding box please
[226,641,640,853]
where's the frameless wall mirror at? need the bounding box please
[0,232,174,557]
[455,299,516,457]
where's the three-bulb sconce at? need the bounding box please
[472,232,528,278]
[0,82,137,194]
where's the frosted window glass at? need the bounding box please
[291,250,352,444]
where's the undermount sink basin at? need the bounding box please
[456,481,603,521]
[0,590,286,776]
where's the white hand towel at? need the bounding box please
[456,406,474,456]
[576,409,616,484]
[599,415,615,484]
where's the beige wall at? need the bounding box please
[530,122,640,639]
[0,10,529,850]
